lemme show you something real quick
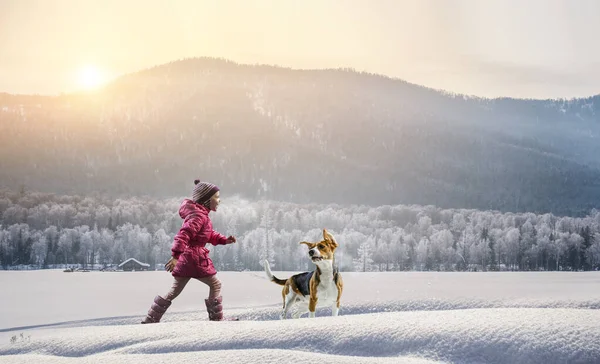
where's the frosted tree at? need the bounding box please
[467,239,482,270]
[79,231,94,268]
[564,232,584,270]
[30,232,47,267]
[0,230,9,268]
[429,229,454,270]
[298,208,317,231]
[480,237,492,270]
[520,221,536,269]
[402,233,417,269]
[450,213,467,239]
[242,228,272,270]
[353,237,375,272]
[271,229,301,271]
[282,209,300,231]
[75,227,102,269]
[153,229,172,263]
[0,197,11,216]
[95,205,111,230]
[42,225,60,266]
[2,205,27,226]
[457,225,478,270]
[338,230,367,259]
[50,204,77,229]
[260,208,275,265]
[98,228,115,267]
[417,215,432,239]
[550,232,569,271]
[74,210,92,228]
[57,228,76,266]
[316,207,347,232]
[226,214,239,239]
[372,241,391,271]
[387,231,408,270]
[535,223,552,270]
[110,238,126,265]
[68,225,88,266]
[487,228,504,270]
[26,204,50,230]
[415,237,430,271]
[585,234,600,269]
[556,216,574,234]
[129,225,152,264]
[503,227,521,270]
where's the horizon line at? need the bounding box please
[2,56,600,102]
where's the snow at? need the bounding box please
[1,270,600,364]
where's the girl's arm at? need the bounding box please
[208,230,229,246]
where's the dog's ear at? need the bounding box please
[323,229,338,248]
[299,241,315,249]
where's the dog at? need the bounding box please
[263,229,343,319]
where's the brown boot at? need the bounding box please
[141,295,172,324]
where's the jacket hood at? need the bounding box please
[179,199,209,219]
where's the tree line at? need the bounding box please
[1,187,600,272]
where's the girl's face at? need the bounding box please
[209,191,220,212]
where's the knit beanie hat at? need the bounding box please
[192,179,219,205]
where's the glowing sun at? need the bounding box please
[77,65,109,90]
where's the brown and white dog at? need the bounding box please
[263,229,343,319]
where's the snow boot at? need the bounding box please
[205,296,224,321]
[204,296,239,321]
[141,295,172,324]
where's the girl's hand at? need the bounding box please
[226,236,237,244]
[165,257,178,272]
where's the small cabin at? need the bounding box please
[118,258,150,272]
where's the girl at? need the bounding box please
[141,179,237,323]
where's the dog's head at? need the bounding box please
[300,229,338,265]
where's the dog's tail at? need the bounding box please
[262,260,286,286]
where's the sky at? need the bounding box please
[1,0,600,99]
[1,270,600,364]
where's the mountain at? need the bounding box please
[1,57,599,216]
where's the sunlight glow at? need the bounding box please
[77,65,109,90]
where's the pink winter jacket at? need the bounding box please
[171,199,230,278]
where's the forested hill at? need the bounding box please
[1,57,600,216]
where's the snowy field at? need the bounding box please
[1,270,600,364]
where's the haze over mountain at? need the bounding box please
[1,57,599,216]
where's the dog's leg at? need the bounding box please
[308,296,318,318]
[332,291,342,317]
[293,308,307,319]
[333,274,343,317]
[291,302,309,319]
[281,291,296,320]
[332,303,339,317]
[309,274,319,318]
